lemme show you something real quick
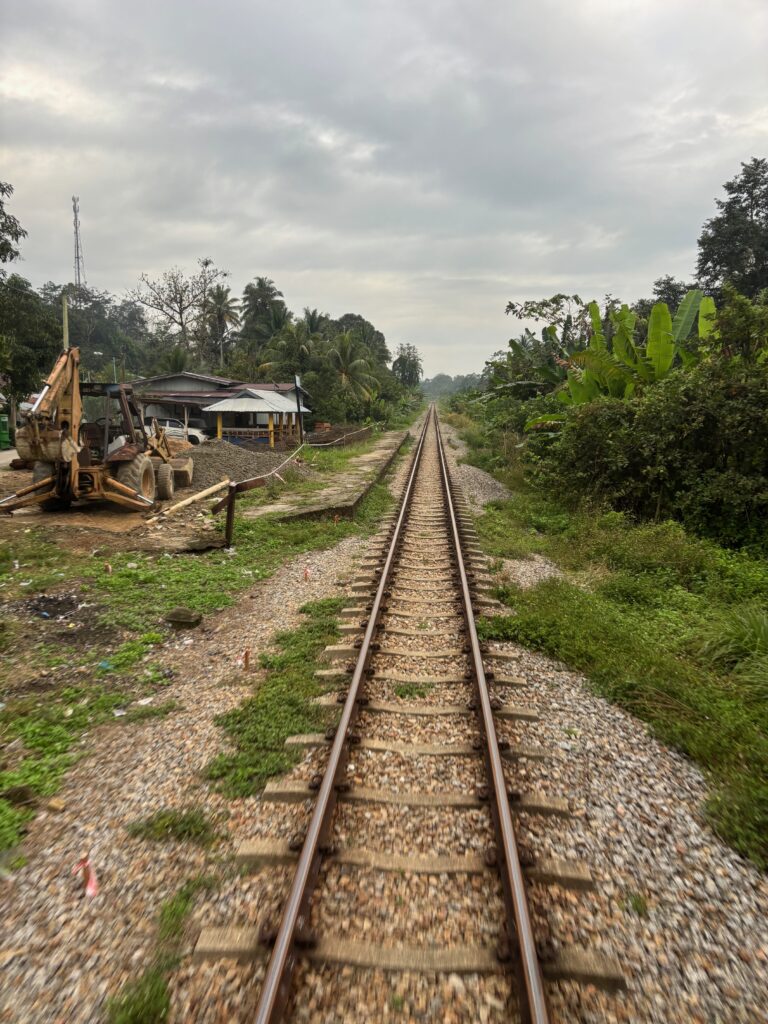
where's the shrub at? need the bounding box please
[532,361,768,551]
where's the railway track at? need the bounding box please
[196,407,623,1021]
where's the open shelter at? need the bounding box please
[203,389,309,448]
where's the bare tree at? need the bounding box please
[130,258,227,351]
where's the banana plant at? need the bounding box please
[526,290,714,429]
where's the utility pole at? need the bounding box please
[72,196,86,302]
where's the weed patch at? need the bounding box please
[157,876,217,942]
[106,966,170,1024]
[620,891,649,917]
[106,875,217,1023]
[127,808,216,846]
[206,598,344,795]
[394,683,432,699]
[478,578,768,867]
[85,480,392,633]
[0,799,31,850]
[0,476,393,852]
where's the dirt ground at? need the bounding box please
[0,463,226,555]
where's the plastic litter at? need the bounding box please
[72,855,99,897]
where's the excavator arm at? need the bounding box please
[30,347,81,424]
[19,347,83,465]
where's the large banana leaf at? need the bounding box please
[647,302,675,378]
[612,328,639,371]
[559,370,602,405]
[698,295,718,340]
[610,305,641,373]
[571,349,632,396]
[588,301,606,350]
[671,289,703,344]
[525,412,566,430]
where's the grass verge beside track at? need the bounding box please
[452,418,768,869]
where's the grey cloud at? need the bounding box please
[2,0,767,374]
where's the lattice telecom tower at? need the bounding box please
[72,195,86,296]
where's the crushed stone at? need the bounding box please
[188,440,315,490]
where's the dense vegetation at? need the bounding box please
[448,157,768,866]
[0,187,423,426]
[462,159,768,555]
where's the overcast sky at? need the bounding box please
[2,1,767,375]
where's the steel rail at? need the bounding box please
[254,407,434,1023]
[434,410,550,1024]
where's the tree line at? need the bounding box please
[0,191,423,426]
[452,157,768,552]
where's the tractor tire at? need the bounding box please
[156,462,175,501]
[32,461,71,512]
[116,455,156,505]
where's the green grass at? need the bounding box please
[0,800,32,850]
[106,967,170,1024]
[106,875,217,1023]
[393,683,432,699]
[0,685,184,851]
[0,465,395,852]
[157,875,218,942]
[473,493,768,867]
[620,890,649,917]
[452,399,768,866]
[127,808,216,846]
[82,479,392,633]
[0,529,78,601]
[206,598,345,795]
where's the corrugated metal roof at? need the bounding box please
[133,372,309,396]
[203,389,309,414]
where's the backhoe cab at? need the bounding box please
[0,347,193,514]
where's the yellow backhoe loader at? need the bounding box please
[0,347,193,514]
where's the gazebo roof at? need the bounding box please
[203,388,309,414]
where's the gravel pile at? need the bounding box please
[188,440,314,490]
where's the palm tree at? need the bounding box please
[155,344,189,374]
[259,321,319,376]
[327,331,379,401]
[302,307,329,336]
[207,284,240,367]
[241,277,284,338]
